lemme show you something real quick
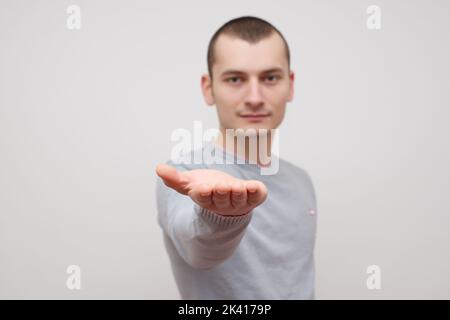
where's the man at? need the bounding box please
[155,16,317,299]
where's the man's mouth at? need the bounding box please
[239,113,271,122]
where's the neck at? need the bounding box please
[214,127,273,167]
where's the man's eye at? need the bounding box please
[265,75,280,82]
[226,77,242,84]
[226,75,279,84]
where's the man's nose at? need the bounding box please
[245,78,264,109]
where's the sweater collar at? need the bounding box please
[203,139,276,174]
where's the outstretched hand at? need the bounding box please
[156,163,268,216]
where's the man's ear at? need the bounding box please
[287,70,295,102]
[201,73,215,106]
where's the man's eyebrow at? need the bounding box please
[220,68,284,77]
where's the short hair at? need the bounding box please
[207,16,291,79]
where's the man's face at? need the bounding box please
[201,32,294,133]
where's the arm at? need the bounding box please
[155,163,267,270]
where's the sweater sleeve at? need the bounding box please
[156,174,253,270]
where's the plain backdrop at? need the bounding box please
[1,0,449,299]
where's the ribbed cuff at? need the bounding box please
[194,205,252,227]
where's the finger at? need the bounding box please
[188,183,213,207]
[245,180,268,206]
[212,182,231,209]
[155,163,189,194]
[230,181,247,209]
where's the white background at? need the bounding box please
[1,0,449,299]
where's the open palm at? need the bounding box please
[156,163,268,216]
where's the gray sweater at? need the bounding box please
[156,141,317,299]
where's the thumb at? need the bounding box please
[155,163,189,195]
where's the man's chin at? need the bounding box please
[236,123,273,132]
[227,125,275,141]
